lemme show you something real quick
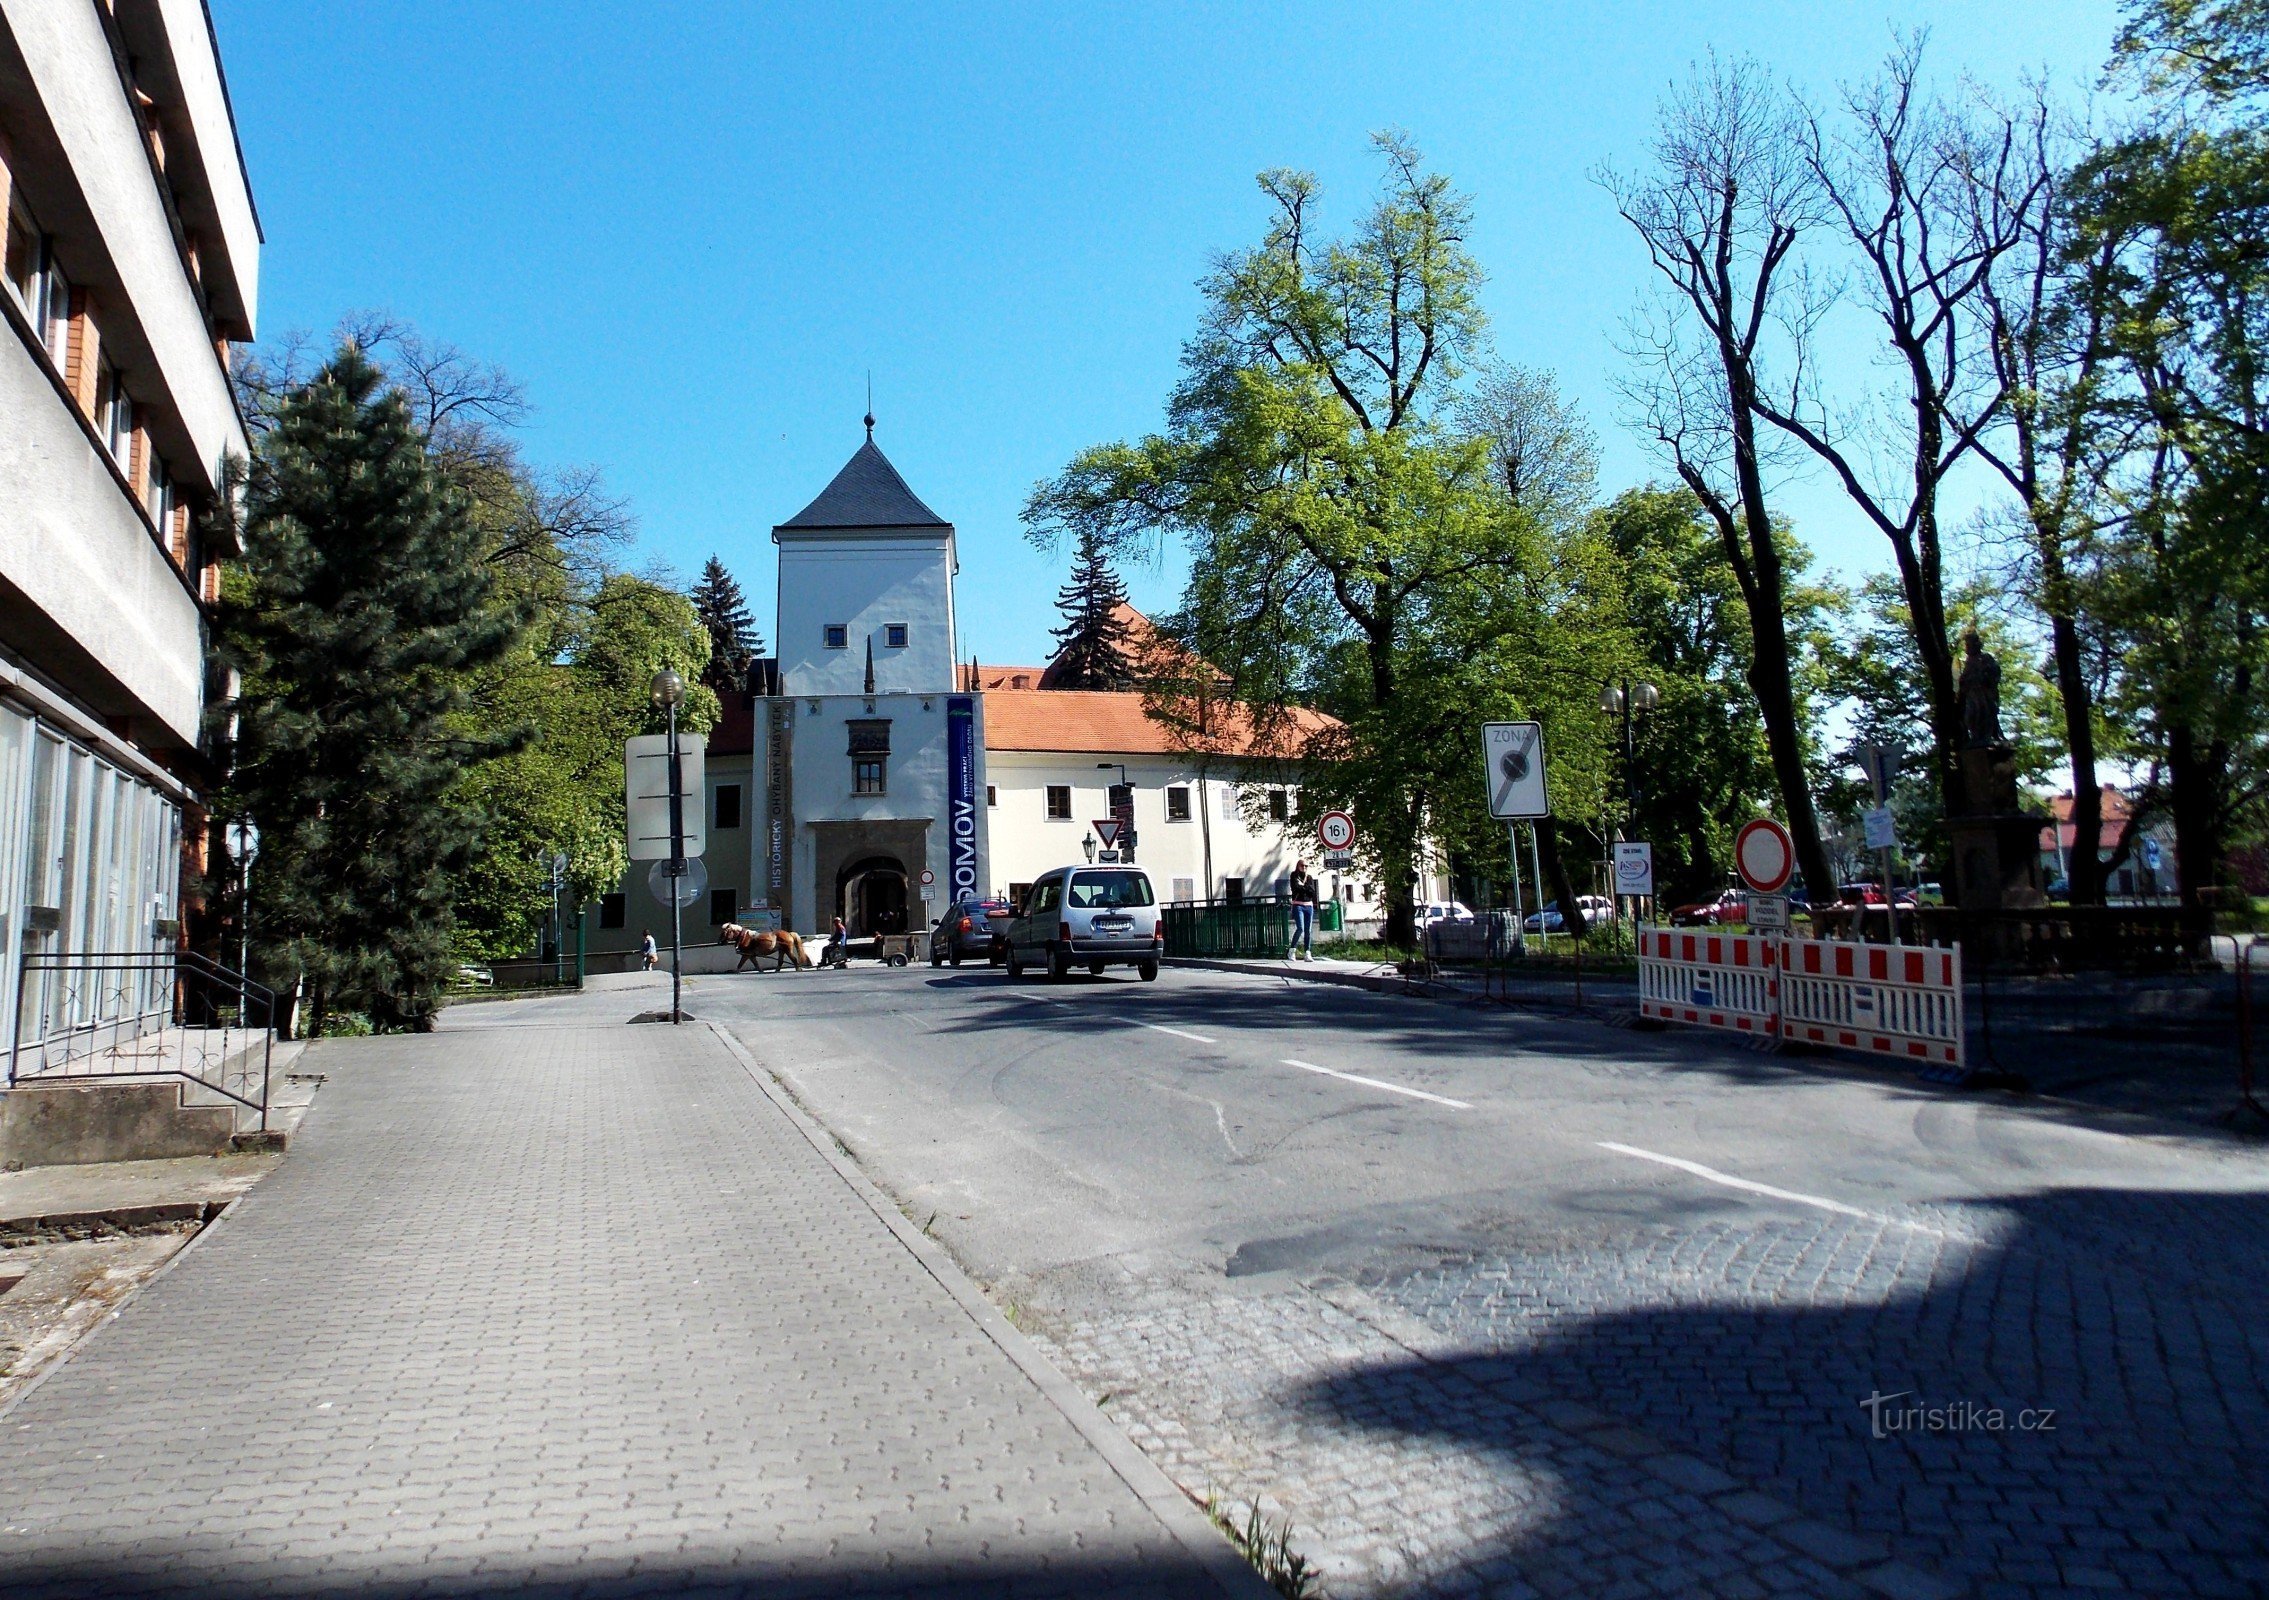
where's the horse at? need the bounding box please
[720,923,813,972]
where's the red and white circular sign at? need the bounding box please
[1317,810,1356,852]
[1734,818,1795,894]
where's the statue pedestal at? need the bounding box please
[1949,745,2048,913]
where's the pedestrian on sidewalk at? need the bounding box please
[1289,859,1318,960]
[639,929,659,971]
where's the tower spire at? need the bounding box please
[864,636,876,695]
[864,370,874,441]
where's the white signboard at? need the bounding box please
[1747,893,1790,931]
[626,732,706,861]
[1613,841,1655,897]
[1482,722,1550,819]
[1862,805,1898,851]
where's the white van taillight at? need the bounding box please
[1153,926,1165,944]
[1059,922,1075,945]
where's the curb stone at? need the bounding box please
[705,1021,1275,1600]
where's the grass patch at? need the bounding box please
[1205,1491,1318,1599]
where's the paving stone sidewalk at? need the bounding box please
[0,1019,1258,1599]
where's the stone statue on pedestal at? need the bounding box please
[1958,629,2003,749]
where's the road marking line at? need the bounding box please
[1598,1142,1888,1223]
[1281,1059,1472,1110]
[1122,1019,1217,1044]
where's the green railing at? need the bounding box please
[1163,898,1294,959]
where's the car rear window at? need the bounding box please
[1068,872,1155,908]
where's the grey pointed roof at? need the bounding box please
[775,436,951,531]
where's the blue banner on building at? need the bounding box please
[946,695,979,901]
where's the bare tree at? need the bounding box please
[1455,362,1600,530]
[1966,87,2130,903]
[1601,54,1839,901]
[1753,37,2040,838]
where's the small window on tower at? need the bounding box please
[824,624,848,649]
[853,757,886,796]
[885,623,908,649]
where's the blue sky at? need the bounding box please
[212,1,2125,668]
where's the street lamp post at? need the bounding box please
[652,667,687,1024]
[227,819,259,1021]
[1599,679,1659,937]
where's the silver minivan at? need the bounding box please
[1003,865,1163,982]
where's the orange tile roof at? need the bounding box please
[982,688,1337,757]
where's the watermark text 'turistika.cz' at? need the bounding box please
[1860,1392,2058,1439]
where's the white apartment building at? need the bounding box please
[0,1,256,1035]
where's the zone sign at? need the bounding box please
[1734,817,1796,895]
[1317,810,1356,853]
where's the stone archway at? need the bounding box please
[837,855,909,936]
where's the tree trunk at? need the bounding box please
[1537,821,1587,941]
[2047,606,2106,905]
[1724,359,1837,903]
[2167,723,2220,909]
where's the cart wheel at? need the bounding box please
[888,953,908,967]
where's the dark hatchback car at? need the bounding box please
[929,898,1017,967]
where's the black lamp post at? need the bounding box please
[651,667,687,1023]
[1599,679,1660,933]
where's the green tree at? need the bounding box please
[1047,528,1137,688]
[2061,0,2269,902]
[1028,136,1524,944]
[691,556,761,693]
[1590,488,1846,905]
[217,346,524,1032]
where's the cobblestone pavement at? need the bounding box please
[0,1018,1257,1599]
[1017,1183,2269,1600]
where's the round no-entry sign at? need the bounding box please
[1317,810,1356,852]
[1734,817,1795,894]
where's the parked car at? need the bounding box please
[1669,890,1749,927]
[1522,896,1614,934]
[929,897,1016,967]
[1003,865,1163,982]
[1415,900,1475,926]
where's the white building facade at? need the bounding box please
[0,2,256,1037]
[588,429,1399,953]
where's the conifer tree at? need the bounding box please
[691,555,760,692]
[1048,527,1137,688]
[217,345,524,1034]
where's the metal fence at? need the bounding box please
[9,948,275,1130]
[1163,898,1294,960]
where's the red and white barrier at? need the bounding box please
[1638,929,1781,1040]
[1639,927,1966,1074]
[1780,938,1964,1070]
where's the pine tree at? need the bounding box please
[691,555,760,691]
[217,345,524,1034]
[1048,527,1136,689]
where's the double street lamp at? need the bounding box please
[1598,679,1660,840]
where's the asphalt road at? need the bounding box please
[674,958,2269,1600]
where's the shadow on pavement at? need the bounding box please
[1292,1186,2269,1598]
[0,1554,1236,1599]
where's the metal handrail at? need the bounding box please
[9,947,276,1129]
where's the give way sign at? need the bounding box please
[1734,817,1795,895]
[1092,819,1122,850]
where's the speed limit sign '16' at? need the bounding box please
[1317,810,1356,853]
[1734,817,1795,895]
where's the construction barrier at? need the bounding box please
[1637,929,1782,1040]
[1639,927,1967,1076]
[1780,938,1965,1072]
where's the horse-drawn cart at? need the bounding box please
[822,933,921,968]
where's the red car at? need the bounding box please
[1669,891,1748,927]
